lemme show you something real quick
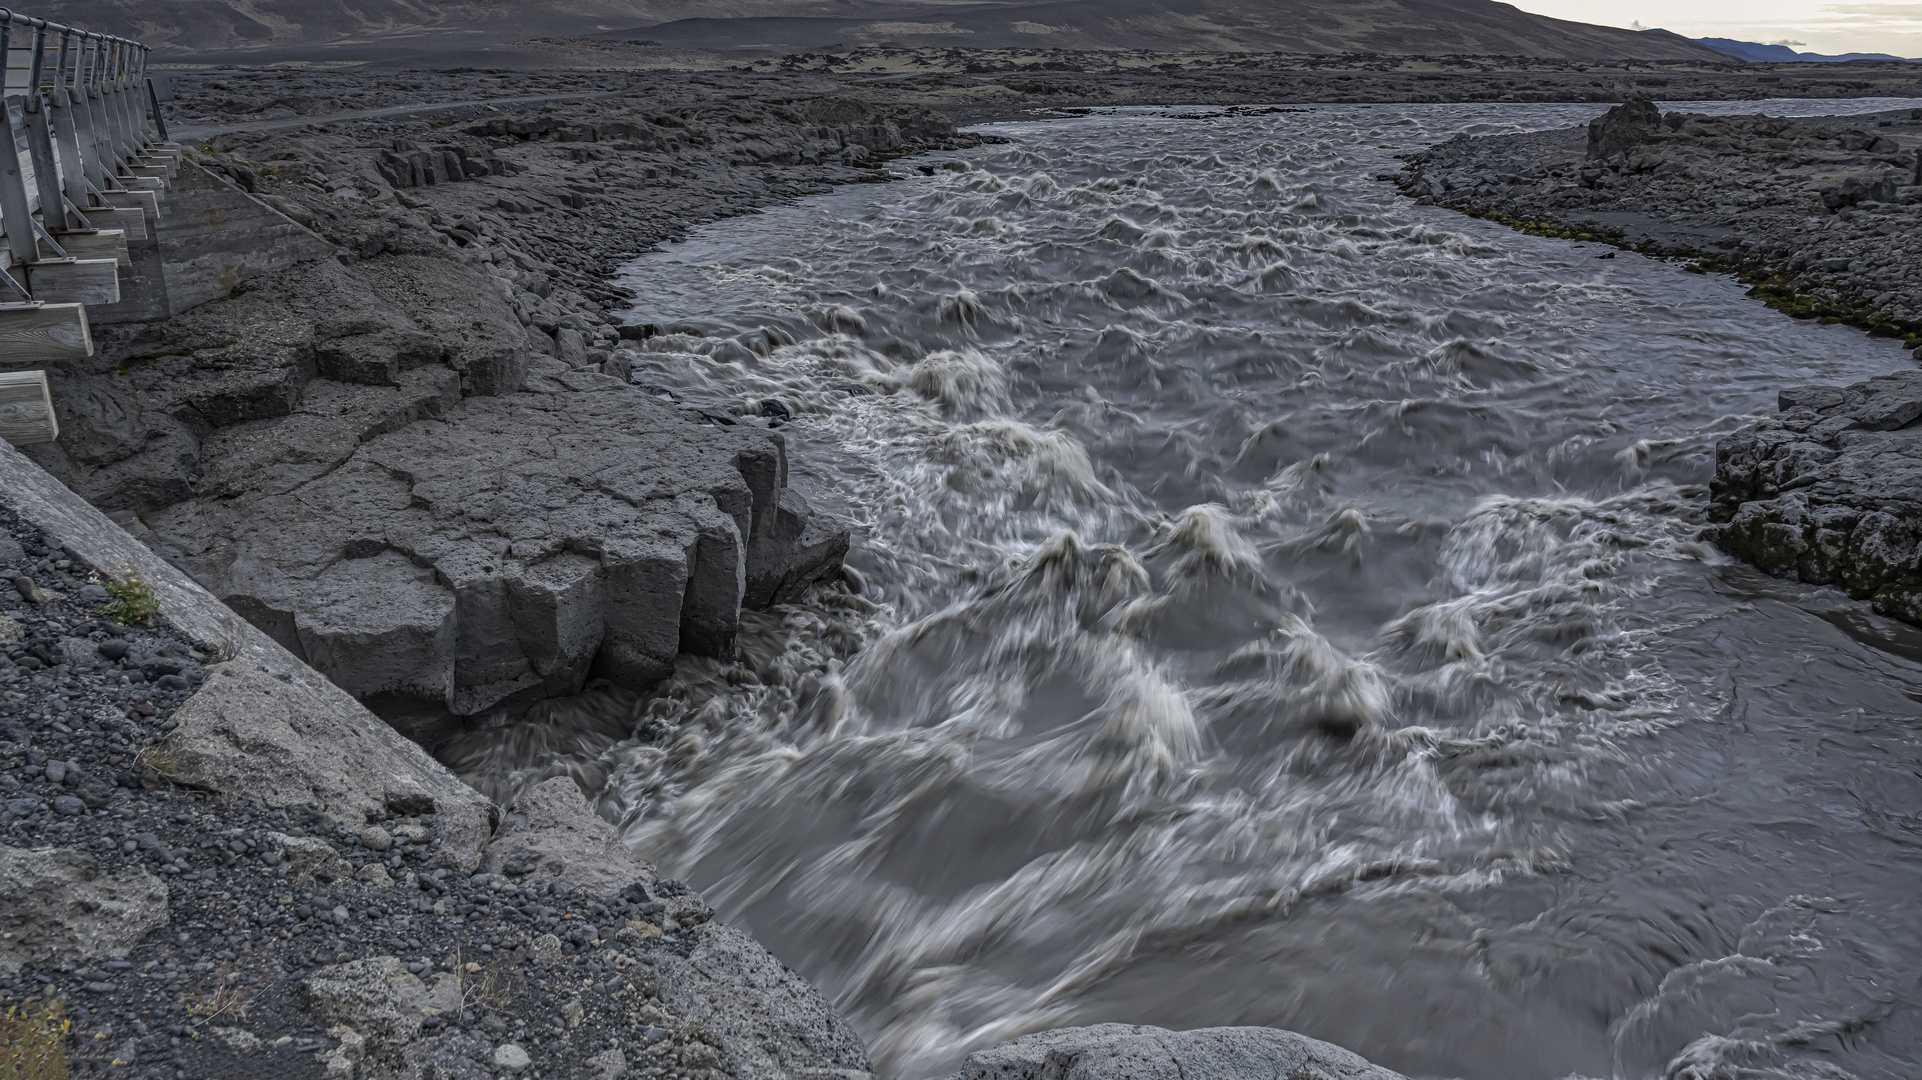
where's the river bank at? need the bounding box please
[1396,100,1922,347]
[23,69,983,749]
[10,62,1922,1079]
[1395,99,1922,625]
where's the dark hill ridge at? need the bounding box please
[612,0,1727,59]
[40,0,1724,60]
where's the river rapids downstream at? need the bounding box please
[443,101,1922,1080]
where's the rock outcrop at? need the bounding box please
[1710,371,1922,622]
[1585,96,1662,160]
[140,366,843,741]
[23,83,952,739]
[2,434,877,1080]
[1398,106,1921,349]
[0,845,170,977]
[953,1024,1405,1080]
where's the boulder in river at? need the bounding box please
[952,1023,1405,1080]
[1711,371,1922,623]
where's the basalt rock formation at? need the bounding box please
[1398,106,1922,348]
[1711,372,1922,624]
[0,445,874,1079]
[951,1024,1406,1080]
[26,78,973,741]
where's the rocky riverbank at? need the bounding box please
[0,478,873,1080]
[1709,372,1922,625]
[1397,101,1922,624]
[1396,100,1922,351]
[24,69,977,744]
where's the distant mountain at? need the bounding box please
[614,0,1727,58]
[37,0,1726,60]
[1644,30,1914,63]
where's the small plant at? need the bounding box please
[99,573,159,627]
[185,975,251,1026]
[1,998,72,1080]
[134,745,185,779]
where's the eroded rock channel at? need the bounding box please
[9,68,1922,1080]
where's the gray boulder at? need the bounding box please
[1586,98,1663,161]
[300,956,462,1054]
[480,775,660,899]
[648,921,875,1080]
[954,1024,1404,1080]
[1711,371,1922,623]
[153,660,492,869]
[0,845,170,977]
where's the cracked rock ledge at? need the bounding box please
[1711,370,1922,623]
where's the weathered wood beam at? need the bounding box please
[86,205,145,240]
[24,257,121,304]
[100,188,159,219]
[0,303,92,362]
[52,228,129,268]
[0,370,59,446]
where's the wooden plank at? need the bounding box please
[52,229,131,268]
[0,369,59,446]
[86,205,146,240]
[128,164,170,181]
[101,188,160,219]
[0,303,92,363]
[25,258,121,305]
[119,174,166,192]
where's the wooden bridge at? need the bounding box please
[0,6,176,447]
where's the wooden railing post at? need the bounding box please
[47,30,86,217]
[1,96,45,267]
[21,26,65,229]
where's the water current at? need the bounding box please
[446,100,1922,1080]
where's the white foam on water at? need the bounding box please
[444,100,1922,1080]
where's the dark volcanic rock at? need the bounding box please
[1585,97,1661,160]
[24,75,974,738]
[952,1023,1405,1080]
[0,488,873,1080]
[1398,106,1922,350]
[1710,371,1922,623]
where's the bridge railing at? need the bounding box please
[0,6,180,445]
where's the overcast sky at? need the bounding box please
[1508,0,1920,56]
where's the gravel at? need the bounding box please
[0,497,750,1078]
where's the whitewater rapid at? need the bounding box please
[444,100,1922,1080]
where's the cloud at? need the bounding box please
[1815,2,1922,17]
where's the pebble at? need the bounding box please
[358,825,393,851]
[492,1043,532,1073]
[52,795,85,816]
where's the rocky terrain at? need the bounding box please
[8,52,1920,1079]
[1397,100,1922,352]
[946,1024,1406,1080]
[26,69,973,742]
[1710,372,1922,625]
[48,0,1725,62]
[0,490,874,1080]
[1398,100,1922,622]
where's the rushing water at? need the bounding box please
[445,100,1922,1080]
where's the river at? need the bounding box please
[446,99,1922,1080]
